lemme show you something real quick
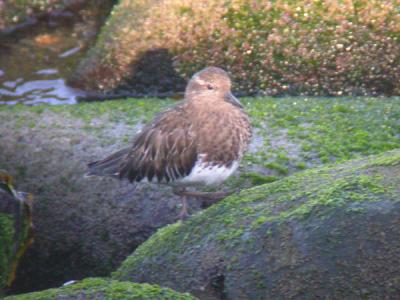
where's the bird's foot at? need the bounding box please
[179,209,189,221]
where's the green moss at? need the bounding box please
[0,214,14,293]
[366,150,400,167]
[216,227,244,242]
[251,216,268,229]
[4,278,197,300]
[242,172,278,185]
[296,162,307,169]
[264,162,289,175]
[0,98,172,127]
[242,96,400,181]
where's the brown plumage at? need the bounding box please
[87,67,252,218]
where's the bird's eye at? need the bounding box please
[207,84,214,90]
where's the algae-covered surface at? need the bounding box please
[2,97,399,180]
[0,97,399,293]
[113,149,400,299]
[0,213,15,294]
[4,278,197,300]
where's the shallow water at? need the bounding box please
[0,5,110,105]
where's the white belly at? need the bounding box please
[178,160,239,186]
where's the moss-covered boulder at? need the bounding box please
[69,0,400,96]
[0,173,33,296]
[0,100,203,294]
[68,0,187,96]
[4,278,197,299]
[113,149,400,299]
[0,97,398,294]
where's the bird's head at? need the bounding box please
[185,67,243,108]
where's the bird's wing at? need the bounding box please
[119,106,197,183]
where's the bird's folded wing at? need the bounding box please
[119,109,197,183]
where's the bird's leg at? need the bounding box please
[179,195,189,220]
[173,187,190,220]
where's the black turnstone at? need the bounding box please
[87,67,252,219]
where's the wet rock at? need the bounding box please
[0,102,203,294]
[4,278,197,300]
[68,0,187,95]
[1,97,399,294]
[113,149,400,299]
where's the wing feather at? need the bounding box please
[119,105,197,183]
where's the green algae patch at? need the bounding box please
[114,149,400,299]
[241,96,400,181]
[0,214,15,293]
[4,278,197,300]
[1,97,399,183]
[0,209,33,296]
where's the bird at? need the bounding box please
[87,67,252,219]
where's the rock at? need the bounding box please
[68,0,400,96]
[1,97,398,294]
[113,149,400,299]
[0,173,33,296]
[4,278,197,299]
[0,101,203,294]
[67,0,187,94]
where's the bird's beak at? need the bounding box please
[225,92,243,108]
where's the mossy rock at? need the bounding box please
[113,149,400,299]
[0,212,15,296]
[0,97,399,294]
[0,99,204,294]
[69,0,400,96]
[4,278,197,299]
[68,0,186,95]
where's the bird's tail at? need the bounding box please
[86,147,130,177]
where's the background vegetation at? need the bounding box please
[71,0,400,96]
